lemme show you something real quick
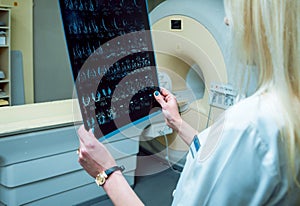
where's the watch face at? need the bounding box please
[96,173,106,186]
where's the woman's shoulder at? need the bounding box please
[220,93,283,166]
[221,93,284,170]
[225,93,281,133]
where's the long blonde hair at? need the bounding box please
[224,0,300,187]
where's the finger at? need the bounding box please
[160,88,176,100]
[77,125,87,143]
[88,129,94,136]
[78,127,88,157]
[78,125,95,144]
[78,143,89,165]
[79,129,96,153]
[160,87,170,96]
[154,90,166,108]
[78,136,84,151]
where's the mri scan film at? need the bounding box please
[59,0,160,140]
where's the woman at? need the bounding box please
[77,0,300,205]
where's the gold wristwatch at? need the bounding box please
[95,165,125,186]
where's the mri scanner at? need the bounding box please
[140,0,234,167]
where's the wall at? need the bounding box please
[0,0,34,104]
[33,0,74,103]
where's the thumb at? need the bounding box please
[154,91,166,107]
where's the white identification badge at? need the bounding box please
[190,135,201,159]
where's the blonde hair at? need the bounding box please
[224,0,300,187]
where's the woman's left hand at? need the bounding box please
[77,125,117,178]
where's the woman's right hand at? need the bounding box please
[154,88,183,132]
[77,125,117,178]
[77,125,145,206]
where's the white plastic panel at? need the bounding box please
[0,137,139,187]
[0,156,137,206]
[23,171,135,206]
[0,125,141,167]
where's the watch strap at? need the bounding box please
[105,165,125,177]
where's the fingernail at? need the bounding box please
[154,91,160,96]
